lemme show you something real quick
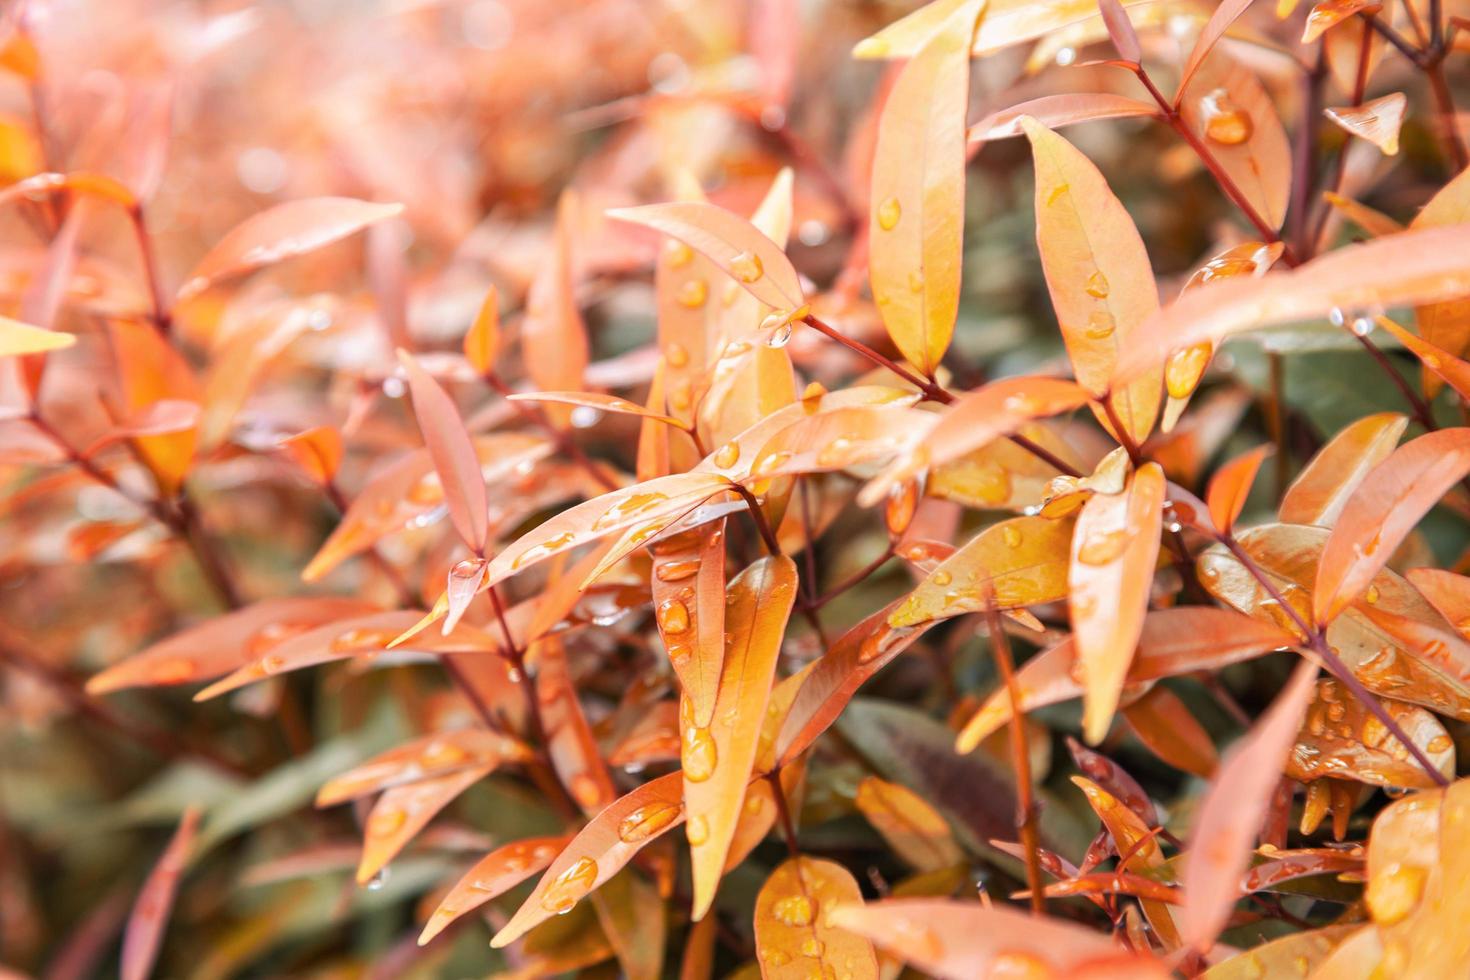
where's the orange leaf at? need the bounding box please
[829,899,1155,979]
[1302,0,1376,42]
[508,390,686,428]
[522,191,588,427]
[1206,444,1273,534]
[1321,191,1404,238]
[777,602,934,765]
[1374,315,1470,401]
[684,555,797,919]
[1314,429,1470,625]
[1070,463,1165,743]
[177,197,403,300]
[1177,0,1256,95]
[463,285,501,376]
[867,0,982,376]
[860,376,1088,506]
[1325,93,1407,155]
[1178,57,1291,232]
[1115,225,1470,385]
[1409,164,1470,396]
[398,351,489,554]
[854,0,1160,60]
[121,807,201,980]
[356,766,491,885]
[855,776,963,872]
[1179,659,1317,953]
[492,771,685,948]
[316,729,532,807]
[1073,776,1181,948]
[276,426,344,485]
[1279,412,1408,526]
[1122,685,1219,778]
[419,835,571,945]
[650,522,727,728]
[86,597,377,695]
[536,636,617,815]
[1405,567,1470,635]
[754,857,878,980]
[1023,117,1161,442]
[957,606,1295,751]
[889,515,1075,628]
[606,201,803,312]
[970,93,1158,142]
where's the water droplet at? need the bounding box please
[686,813,710,845]
[773,893,814,927]
[801,937,825,957]
[539,856,598,915]
[365,868,388,890]
[1084,311,1116,340]
[1165,342,1213,399]
[876,196,901,231]
[1002,524,1023,548]
[1077,528,1129,565]
[1084,271,1110,298]
[731,250,764,283]
[618,801,682,843]
[1364,584,1381,604]
[1329,307,1347,328]
[665,342,690,368]
[766,322,793,348]
[657,558,700,582]
[1429,734,1452,752]
[932,570,953,587]
[1352,315,1374,337]
[1366,862,1427,925]
[422,739,471,767]
[907,270,925,293]
[682,725,718,782]
[1054,46,1076,66]
[657,598,691,634]
[677,279,709,309]
[368,807,406,837]
[714,442,740,468]
[1046,182,1070,206]
[664,240,694,268]
[1200,88,1253,145]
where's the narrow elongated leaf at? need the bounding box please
[1374,315,1470,400]
[419,835,570,944]
[1411,165,1470,395]
[855,776,963,873]
[507,390,684,427]
[853,0,1160,60]
[399,351,489,554]
[87,597,376,695]
[1115,225,1470,384]
[1123,686,1219,777]
[685,555,797,919]
[1178,57,1291,232]
[1177,0,1256,95]
[1070,463,1166,743]
[1322,190,1404,237]
[1406,567,1470,635]
[1024,118,1161,442]
[958,607,1295,751]
[1201,924,1360,979]
[777,602,933,764]
[1097,0,1140,61]
[655,177,715,429]
[316,729,532,806]
[463,285,500,375]
[523,191,588,425]
[1179,659,1318,953]
[754,857,878,980]
[1314,429,1470,624]
[1278,412,1407,526]
[1325,93,1407,155]
[829,899,1156,979]
[970,94,1158,142]
[650,523,726,727]
[536,637,617,815]
[861,376,1088,505]
[121,807,200,980]
[868,0,982,376]
[889,515,1075,628]
[1073,776,1181,948]
[356,766,490,884]
[1207,444,1273,534]
[492,772,685,948]
[0,315,73,357]
[177,197,403,299]
[606,202,803,311]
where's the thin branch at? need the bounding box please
[982,599,1045,915]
